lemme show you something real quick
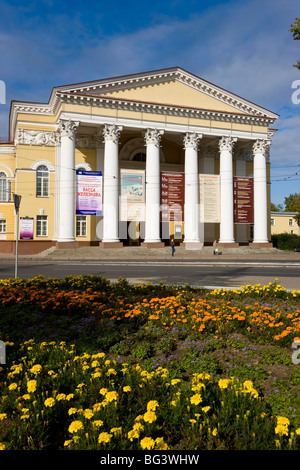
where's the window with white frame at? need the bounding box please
[289,218,294,226]
[76,215,87,236]
[36,215,48,236]
[271,218,275,226]
[0,172,7,201]
[36,165,49,197]
[0,219,6,233]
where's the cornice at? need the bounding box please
[57,91,276,126]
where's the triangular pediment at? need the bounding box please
[56,67,278,119]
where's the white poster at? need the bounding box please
[199,174,220,223]
[120,169,145,221]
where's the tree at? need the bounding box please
[293,194,300,226]
[289,17,300,69]
[284,192,300,212]
[270,202,283,212]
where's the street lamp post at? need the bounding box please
[13,194,21,278]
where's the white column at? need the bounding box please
[184,132,202,245]
[102,124,122,243]
[219,136,237,243]
[144,128,164,244]
[253,139,269,243]
[57,119,79,243]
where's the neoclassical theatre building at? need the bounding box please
[0,67,279,253]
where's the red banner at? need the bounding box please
[161,171,184,221]
[234,176,254,223]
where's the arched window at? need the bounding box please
[0,172,7,201]
[132,152,146,162]
[36,165,49,197]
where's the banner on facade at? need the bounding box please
[20,217,34,239]
[76,170,102,216]
[120,169,145,221]
[199,174,220,223]
[233,176,254,223]
[161,171,184,221]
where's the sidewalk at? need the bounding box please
[2,245,299,261]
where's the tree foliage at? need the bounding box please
[289,17,300,69]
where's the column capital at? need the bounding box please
[183,132,202,150]
[144,128,164,146]
[253,139,270,154]
[58,120,79,138]
[219,136,237,152]
[103,124,123,143]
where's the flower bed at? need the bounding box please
[0,276,299,450]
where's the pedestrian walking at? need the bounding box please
[171,239,175,257]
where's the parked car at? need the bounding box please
[294,245,300,252]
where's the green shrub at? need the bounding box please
[271,232,300,250]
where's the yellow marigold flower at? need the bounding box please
[83,409,94,419]
[0,443,6,450]
[106,368,117,376]
[190,393,202,405]
[140,436,155,450]
[100,388,108,396]
[155,437,169,450]
[212,428,218,436]
[128,429,139,441]
[68,407,77,415]
[68,420,84,434]
[98,432,112,444]
[218,378,231,390]
[133,422,144,432]
[143,411,157,423]
[56,393,66,401]
[147,400,159,411]
[110,427,122,436]
[30,364,42,375]
[22,394,31,400]
[277,416,290,427]
[27,380,37,393]
[123,386,132,392]
[44,397,55,407]
[93,403,102,412]
[92,372,101,379]
[275,424,289,436]
[105,391,118,402]
[171,379,181,386]
[92,420,104,428]
[8,383,17,390]
[0,414,7,421]
[295,428,300,435]
[66,394,74,401]
[63,440,73,447]
[202,406,211,413]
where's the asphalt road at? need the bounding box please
[1,259,299,290]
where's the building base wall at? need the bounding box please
[99,242,123,248]
[140,242,165,248]
[249,242,273,248]
[0,241,56,254]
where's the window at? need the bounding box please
[271,218,275,226]
[289,219,294,226]
[36,165,49,197]
[132,152,146,162]
[36,215,48,236]
[0,219,6,233]
[0,172,7,201]
[76,216,87,236]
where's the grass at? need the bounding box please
[0,275,299,450]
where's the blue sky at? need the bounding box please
[0,0,299,206]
